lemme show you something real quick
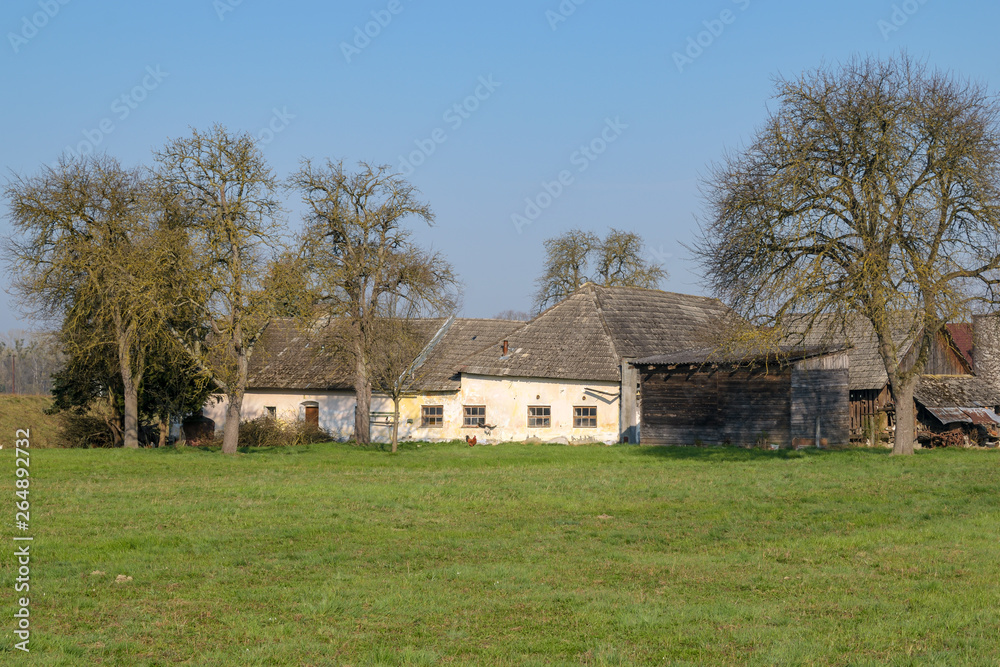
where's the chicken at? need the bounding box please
[465,434,477,447]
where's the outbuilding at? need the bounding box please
[636,347,850,447]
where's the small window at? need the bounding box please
[422,405,443,428]
[463,405,486,428]
[528,406,550,428]
[574,406,597,428]
[264,406,276,419]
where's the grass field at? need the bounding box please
[2,440,1000,665]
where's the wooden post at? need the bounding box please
[620,361,638,443]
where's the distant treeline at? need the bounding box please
[0,330,63,396]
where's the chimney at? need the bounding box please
[502,340,509,356]
[972,314,1000,394]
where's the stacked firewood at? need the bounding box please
[917,426,967,448]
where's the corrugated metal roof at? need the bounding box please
[964,408,1000,425]
[925,406,1000,425]
[925,407,974,424]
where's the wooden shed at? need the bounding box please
[636,347,850,447]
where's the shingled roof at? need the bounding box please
[785,314,916,390]
[459,284,732,382]
[247,317,523,392]
[247,318,362,391]
[915,374,1000,410]
[408,318,526,391]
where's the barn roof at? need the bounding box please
[459,284,732,382]
[915,374,1000,410]
[635,344,843,366]
[946,323,974,367]
[785,314,916,390]
[408,318,526,391]
[247,318,363,391]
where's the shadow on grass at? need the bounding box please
[627,444,891,463]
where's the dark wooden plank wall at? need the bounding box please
[639,370,718,445]
[790,366,850,444]
[640,367,793,446]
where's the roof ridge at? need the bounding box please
[406,316,456,384]
[454,317,527,323]
[592,285,622,369]
[590,283,724,304]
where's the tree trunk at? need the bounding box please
[122,379,140,448]
[353,337,371,445]
[222,394,242,454]
[355,380,371,445]
[222,332,250,455]
[391,396,400,453]
[892,377,917,455]
[107,393,124,448]
[116,315,141,449]
[158,415,168,448]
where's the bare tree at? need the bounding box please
[366,315,429,452]
[291,160,459,445]
[594,228,667,288]
[155,125,286,454]
[532,230,599,312]
[492,309,531,321]
[533,228,666,311]
[696,54,1000,455]
[6,156,168,447]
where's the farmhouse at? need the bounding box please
[204,284,733,444]
[201,281,1000,448]
[453,284,733,443]
[202,316,523,441]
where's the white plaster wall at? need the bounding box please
[204,389,357,441]
[380,374,621,444]
[203,375,622,445]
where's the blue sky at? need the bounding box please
[2,0,999,331]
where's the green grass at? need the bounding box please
[3,441,1000,665]
[0,395,60,448]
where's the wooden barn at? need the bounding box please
[789,314,974,440]
[636,347,850,447]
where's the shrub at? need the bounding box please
[58,412,118,448]
[236,416,331,448]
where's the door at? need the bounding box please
[304,405,319,428]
